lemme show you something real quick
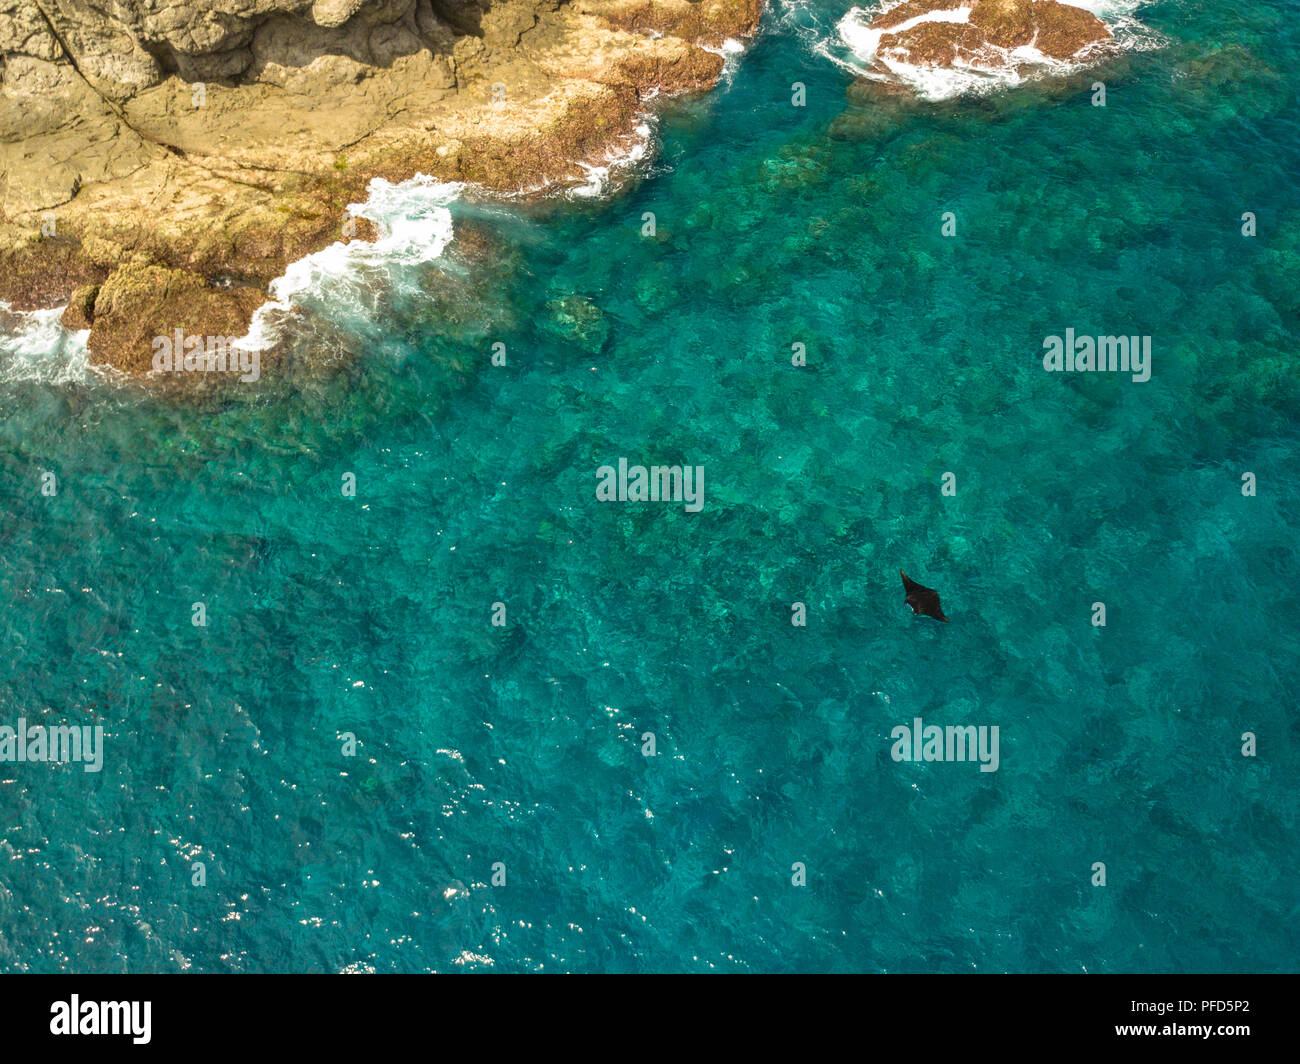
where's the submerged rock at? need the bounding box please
[1172,42,1288,121]
[544,294,610,354]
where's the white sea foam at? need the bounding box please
[1058,0,1164,54]
[567,112,660,200]
[240,173,463,351]
[0,303,91,386]
[700,37,749,88]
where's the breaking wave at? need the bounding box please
[567,113,661,200]
[240,174,464,352]
[0,303,90,386]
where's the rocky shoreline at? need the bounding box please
[0,0,764,378]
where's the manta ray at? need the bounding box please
[900,570,949,623]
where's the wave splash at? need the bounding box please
[241,174,464,352]
[700,37,749,88]
[568,112,660,200]
[0,303,90,386]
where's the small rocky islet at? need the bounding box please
[865,0,1111,70]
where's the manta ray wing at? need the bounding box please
[900,570,949,623]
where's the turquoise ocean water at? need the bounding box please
[1,0,1297,972]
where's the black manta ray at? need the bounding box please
[900,570,949,623]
